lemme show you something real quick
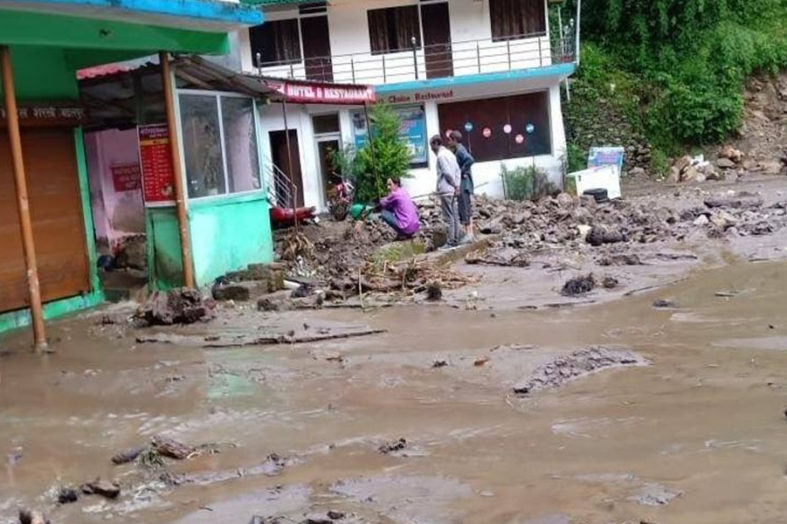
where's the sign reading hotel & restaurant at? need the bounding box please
[268,80,376,105]
[138,124,175,205]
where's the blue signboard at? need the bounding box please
[351,105,428,166]
[588,146,625,173]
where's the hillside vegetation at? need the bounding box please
[563,0,787,175]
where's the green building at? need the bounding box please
[0,0,272,343]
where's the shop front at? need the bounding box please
[81,57,278,292]
[0,1,262,345]
[255,67,571,209]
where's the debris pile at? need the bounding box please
[467,190,787,269]
[666,155,723,183]
[137,288,215,325]
[274,211,473,304]
[513,347,648,395]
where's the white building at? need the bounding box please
[239,0,578,210]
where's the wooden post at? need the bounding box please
[280,98,299,233]
[159,51,195,288]
[1,46,47,352]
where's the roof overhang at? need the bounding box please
[0,0,263,31]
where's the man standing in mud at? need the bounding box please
[448,130,475,243]
[430,135,461,248]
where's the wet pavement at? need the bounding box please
[2,256,787,523]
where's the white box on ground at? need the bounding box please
[565,165,622,200]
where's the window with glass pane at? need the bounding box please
[221,97,261,193]
[367,5,421,54]
[312,113,340,134]
[180,94,226,198]
[489,0,546,41]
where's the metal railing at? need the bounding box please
[257,30,576,85]
[263,156,296,209]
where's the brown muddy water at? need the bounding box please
[2,261,787,523]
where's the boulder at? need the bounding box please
[693,215,709,226]
[719,145,744,163]
[665,166,681,184]
[681,166,701,183]
[716,157,737,169]
[628,166,647,177]
[759,160,783,175]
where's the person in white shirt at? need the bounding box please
[430,135,461,247]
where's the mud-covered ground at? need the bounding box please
[3,177,787,523]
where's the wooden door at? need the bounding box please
[269,129,304,207]
[301,16,333,82]
[0,129,90,312]
[421,2,453,79]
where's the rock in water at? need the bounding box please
[19,510,49,524]
[138,288,214,325]
[425,282,443,301]
[57,486,79,504]
[81,478,120,499]
[561,274,596,296]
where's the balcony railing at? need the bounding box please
[256,30,576,86]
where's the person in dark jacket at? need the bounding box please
[449,130,475,242]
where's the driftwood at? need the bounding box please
[136,328,386,348]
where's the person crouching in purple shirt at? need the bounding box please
[379,177,420,239]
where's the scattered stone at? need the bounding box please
[18,510,49,524]
[719,145,744,163]
[257,296,282,312]
[291,283,314,298]
[378,438,407,454]
[513,347,648,395]
[555,192,575,207]
[704,193,764,209]
[137,288,214,326]
[587,225,624,246]
[425,281,443,301]
[474,356,490,367]
[212,283,250,302]
[652,299,676,308]
[57,487,79,504]
[152,436,195,460]
[709,210,738,230]
[115,236,146,270]
[111,446,146,465]
[432,359,448,368]
[760,160,783,174]
[602,276,619,289]
[630,484,683,506]
[693,215,709,226]
[598,253,643,266]
[81,478,121,499]
[628,166,646,177]
[327,510,346,520]
[716,157,737,169]
[562,274,596,296]
[715,291,738,298]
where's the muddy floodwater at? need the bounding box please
[2,260,787,523]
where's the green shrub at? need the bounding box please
[566,142,587,173]
[332,103,412,204]
[501,164,556,201]
[649,148,671,178]
[561,0,787,153]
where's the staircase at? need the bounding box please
[262,157,297,209]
